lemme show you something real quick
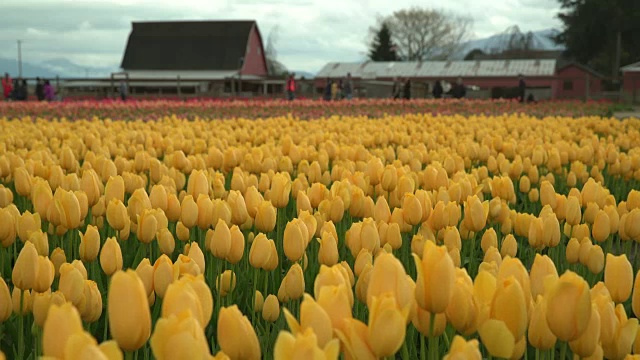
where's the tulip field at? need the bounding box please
[0,99,640,360]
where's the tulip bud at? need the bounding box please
[566,237,580,264]
[12,241,39,290]
[318,230,339,266]
[210,219,231,259]
[414,241,454,313]
[464,195,489,232]
[270,173,291,208]
[0,278,12,322]
[592,210,611,243]
[100,237,123,276]
[569,304,600,358]
[109,270,151,351]
[34,256,55,293]
[226,225,245,264]
[104,175,125,204]
[501,234,517,258]
[565,196,582,226]
[150,310,212,360]
[157,228,175,256]
[284,219,306,262]
[262,294,280,322]
[587,245,604,274]
[481,228,498,253]
[217,305,261,359]
[545,271,592,341]
[529,254,558,299]
[604,253,633,303]
[216,270,237,297]
[368,293,409,358]
[444,336,481,360]
[402,193,423,226]
[248,233,272,269]
[42,303,83,358]
[106,199,127,231]
[180,195,198,229]
[50,247,66,276]
[33,290,66,327]
[79,225,100,263]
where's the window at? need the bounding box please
[563,80,573,90]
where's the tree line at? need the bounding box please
[367,2,640,79]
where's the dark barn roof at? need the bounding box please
[121,21,256,71]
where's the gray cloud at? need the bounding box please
[0,0,562,73]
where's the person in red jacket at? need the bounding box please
[286,73,296,101]
[2,73,13,100]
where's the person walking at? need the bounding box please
[432,80,444,99]
[35,77,45,101]
[450,78,467,99]
[331,79,339,101]
[343,73,353,100]
[2,73,12,101]
[14,79,27,101]
[518,75,526,103]
[403,78,411,100]
[119,81,128,101]
[44,80,55,101]
[323,78,332,101]
[286,73,296,101]
[392,78,401,99]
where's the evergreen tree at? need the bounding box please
[368,22,400,61]
[554,0,640,79]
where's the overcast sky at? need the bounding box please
[0,0,562,73]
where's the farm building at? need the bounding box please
[59,20,283,98]
[622,62,640,103]
[315,59,603,100]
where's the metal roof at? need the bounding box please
[621,62,640,72]
[114,70,264,81]
[316,60,557,78]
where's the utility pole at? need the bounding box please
[17,40,23,78]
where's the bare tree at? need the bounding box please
[265,25,288,75]
[382,7,473,61]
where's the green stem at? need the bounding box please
[428,312,436,360]
[559,341,567,360]
[420,335,426,360]
[103,276,110,342]
[536,348,540,360]
[18,290,24,359]
[125,350,134,360]
[252,268,259,323]
[401,338,410,360]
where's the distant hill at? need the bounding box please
[0,57,117,79]
[450,27,565,60]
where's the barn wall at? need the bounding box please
[555,65,602,99]
[241,27,268,76]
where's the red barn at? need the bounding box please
[118,20,268,96]
[316,60,604,100]
[622,62,640,103]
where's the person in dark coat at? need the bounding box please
[518,75,526,103]
[323,78,332,101]
[392,78,401,99]
[35,77,45,101]
[403,79,411,100]
[450,78,467,99]
[44,80,55,101]
[432,80,443,99]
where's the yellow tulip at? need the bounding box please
[104,175,125,204]
[0,207,16,248]
[33,290,66,327]
[135,258,154,297]
[401,193,423,226]
[11,288,32,315]
[255,200,277,233]
[34,256,55,293]
[633,270,640,318]
[210,219,231,259]
[157,227,175,255]
[367,252,414,314]
[254,290,264,313]
[16,211,41,243]
[284,294,334,348]
[592,210,611,242]
[464,195,489,232]
[217,305,261,360]
[587,245,605,275]
[318,230,339,266]
[270,173,292,208]
[153,255,176,298]
[335,319,377,359]
[136,209,158,244]
[528,295,557,350]
[566,237,580,264]
[530,254,558,298]
[108,270,151,351]
[12,241,39,290]
[162,278,205,328]
[42,303,84,358]
[150,310,212,360]
[445,269,477,335]
[174,254,201,277]
[249,233,272,269]
[316,284,353,330]
[186,169,209,200]
[545,271,592,341]
[443,336,481,360]
[501,234,517,258]
[569,304,601,358]
[284,218,307,262]
[602,304,638,360]
[106,199,127,231]
[78,280,103,323]
[79,225,100,263]
[216,270,237,297]
[0,278,12,322]
[605,253,633,303]
[565,196,582,226]
[368,293,409,358]
[100,237,123,276]
[490,276,528,341]
[187,242,206,273]
[279,264,305,301]
[274,328,340,360]
[413,241,454,313]
[180,195,199,229]
[262,294,280,322]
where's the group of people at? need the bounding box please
[2,73,56,101]
[323,73,354,101]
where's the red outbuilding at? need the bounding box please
[622,62,640,103]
